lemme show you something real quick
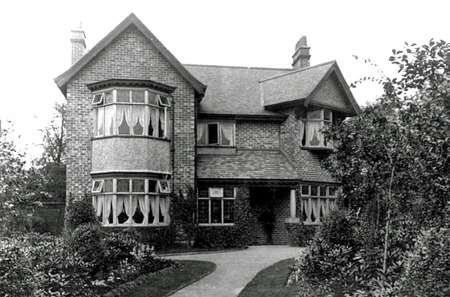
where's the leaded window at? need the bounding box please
[300,184,338,225]
[197,186,236,225]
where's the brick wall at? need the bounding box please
[236,120,280,150]
[65,24,196,201]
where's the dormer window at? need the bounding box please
[301,109,333,150]
[197,121,235,146]
[92,88,171,139]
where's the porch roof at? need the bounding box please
[197,150,299,180]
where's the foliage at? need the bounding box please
[103,230,139,267]
[65,198,99,231]
[171,186,198,246]
[37,103,66,166]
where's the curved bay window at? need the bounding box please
[92,88,170,139]
[92,177,171,226]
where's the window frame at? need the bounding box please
[300,184,339,225]
[197,121,236,147]
[197,186,236,226]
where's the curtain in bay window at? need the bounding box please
[159,197,170,224]
[138,196,149,224]
[221,123,234,146]
[104,196,113,224]
[104,105,115,136]
[159,108,165,137]
[131,105,145,135]
[149,108,158,137]
[130,195,139,223]
[96,107,104,136]
[116,105,131,135]
[197,123,207,145]
[116,195,126,222]
[149,196,159,224]
[311,198,321,224]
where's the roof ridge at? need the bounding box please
[259,60,336,83]
[184,63,292,71]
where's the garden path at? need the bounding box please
[166,245,302,297]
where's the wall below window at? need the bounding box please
[236,121,280,150]
[91,137,171,173]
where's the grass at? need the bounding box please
[128,260,216,297]
[238,258,298,297]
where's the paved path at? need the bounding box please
[167,245,302,297]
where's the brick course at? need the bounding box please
[236,120,280,150]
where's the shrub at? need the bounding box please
[68,223,105,275]
[133,243,173,273]
[65,199,98,231]
[103,230,139,268]
[0,239,35,297]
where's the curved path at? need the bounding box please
[167,245,302,297]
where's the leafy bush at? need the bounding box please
[65,199,98,231]
[103,230,139,268]
[0,239,35,297]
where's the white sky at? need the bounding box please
[0,0,448,160]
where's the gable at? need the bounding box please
[55,13,205,98]
[309,72,353,113]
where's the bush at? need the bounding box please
[103,230,139,268]
[0,239,35,297]
[65,199,98,231]
[396,228,450,297]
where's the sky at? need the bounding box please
[0,0,448,160]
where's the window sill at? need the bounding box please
[101,223,170,227]
[301,146,334,152]
[92,135,170,142]
[198,223,235,227]
[197,145,236,148]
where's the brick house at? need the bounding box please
[55,13,360,245]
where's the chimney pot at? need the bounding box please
[71,25,86,65]
[292,35,310,69]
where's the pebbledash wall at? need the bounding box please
[65,25,196,201]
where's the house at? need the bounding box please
[55,13,360,245]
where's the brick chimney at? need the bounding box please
[292,36,310,69]
[71,25,86,65]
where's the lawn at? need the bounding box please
[129,260,216,297]
[238,258,298,297]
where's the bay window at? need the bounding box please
[197,186,236,225]
[197,121,235,146]
[92,177,171,226]
[92,88,170,139]
[301,109,333,149]
[300,184,338,225]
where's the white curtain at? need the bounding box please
[299,120,305,144]
[131,105,145,135]
[95,196,104,217]
[96,107,104,136]
[311,198,321,224]
[139,196,149,224]
[104,105,115,136]
[304,198,313,224]
[116,105,131,135]
[92,196,97,212]
[104,196,113,224]
[150,196,159,224]
[149,108,158,137]
[123,196,132,224]
[159,197,170,224]
[221,123,234,146]
[197,122,207,145]
[130,195,139,223]
[159,108,166,137]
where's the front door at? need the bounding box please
[249,188,276,244]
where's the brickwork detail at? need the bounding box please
[236,120,280,150]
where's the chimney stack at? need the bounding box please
[292,36,310,69]
[71,24,86,65]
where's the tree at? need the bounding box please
[324,39,449,274]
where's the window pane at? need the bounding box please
[117,89,130,103]
[320,186,327,196]
[211,200,222,223]
[117,179,130,192]
[159,96,170,106]
[148,108,158,137]
[158,108,165,138]
[104,91,113,104]
[132,179,145,193]
[117,105,131,135]
[104,105,115,136]
[148,180,157,193]
[311,186,318,196]
[208,123,218,144]
[328,186,337,196]
[221,123,234,146]
[223,200,234,223]
[301,185,309,196]
[132,195,144,224]
[117,195,129,224]
[148,92,158,105]
[104,179,113,193]
[131,105,145,135]
[96,107,104,136]
[198,186,209,198]
[198,200,209,224]
[223,186,234,198]
[132,90,145,103]
[324,110,332,121]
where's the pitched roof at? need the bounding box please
[184,64,290,116]
[261,61,361,114]
[55,13,206,97]
[197,150,299,180]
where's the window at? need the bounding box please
[197,186,235,225]
[92,177,171,226]
[302,109,333,149]
[92,88,171,139]
[197,121,235,146]
[300,184,339,225]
